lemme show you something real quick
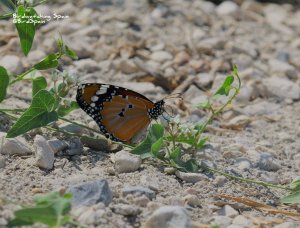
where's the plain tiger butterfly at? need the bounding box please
[76,83,166,143]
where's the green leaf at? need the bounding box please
[151,137,163,157]
[170,147,181,160]
[281,191,300,204]
[175,158,199,173]
[131,124,164,159]
[57,101,79,117]
[196,137,207,149]
[198,100,210,109]
[233,64,238,76]
[34,53,58,70]
[7,90,58,138]
[0,66,9,103]
[15,6,40,56]
[214,75,234,96]
[289,180,300,190]
[32,76,47,97]
[8,192,73,227]
[1,0,16,12]
[8,207,58,227]
[57,82,68,97]
[65,45,78,60]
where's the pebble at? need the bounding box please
[70,25,100,37]
[114,150,141,173]
[274,222,299,228]
[214,176,227,187]
[242,100,280,116]
[27,50,46,64]
[34,135,54,170]
[68,37,94,58]
[0,155,6,168]
[72,204,105,225]
[140,175,160,191]
[150,51,173,63]
[113,204,141,216]
[221,115,251,130]
[66,138,84,156]
[47,138,68,154]
[144,206,193,228]
[0,55,23,74]
[195,73,214,88]
[216,1,239,16]
[74,59,100,73]
[59,123,83,134]
[115,59,139,74]
[182,194,201,207]
[0,132,31,155]
[68,179,112,208]
[268,59,298,79]
[174,51,190,65]
[257,153,281,171]
[122,186,156,200]
[218,205,239,218]
[175,171,208,183]
[262,77,300,100]
[232,215,254,227]
[80,135,109,151]
[236,158,252,171]
[211,216,233,228]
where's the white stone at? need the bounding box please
[218,205,239,218]
[145,206,193,228]
[0,155,6,168]
[232,215,254,227]
[27,50,46,64]
[0,132,31,155]
[182,194,201,207]
[216,1,239,16]
[0,55,23,74]
[211,216,233,228]
[34,135,54,170]
[263,77,300,100]
[151,51,173,63]
[74,59,100,73]
[175,171,208,183]
[47,138,68,154]
[114,150,141,173]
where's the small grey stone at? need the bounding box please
[195,73,214,88]
[70,25,100,37]
[211,216,233,228]
[0,132,31,155]
[274,222,300,228]
[216,1,239,16]
[259,172,279,184]
[145,206,193,228]
[80,135,109,151]
[0,155,6,168]
[214,176,227,187]
[232,215,253,227]
[59,123,83,134]
[122,186,156,200]
[150,51,173,63]
[262,77,300,100]
[218,205,239,218]
[27,50,46,64]
[68,37,94,58]
[115,59,139,74]
[68,179,112,208]
[236,158,252,171]
[74,59,100,73]
[114,150,141,173]
[0,55,23,74]
[48,138,68,154]
[113,204,141,216]
[34,135,54,170]
[66,138,83,156]
[257,153,281,171]
[182,194,201,207]
[175,171,208,183]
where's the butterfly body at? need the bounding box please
[76,83,165,142]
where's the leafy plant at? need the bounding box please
[281,180,300,204]
[132,65,241,173]
[8,192,79,228]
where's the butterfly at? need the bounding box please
[76,83,166,143]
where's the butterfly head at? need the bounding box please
[148,100,165,120]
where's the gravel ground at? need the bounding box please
[0,0,300,227]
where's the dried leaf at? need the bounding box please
[217,194,300,218]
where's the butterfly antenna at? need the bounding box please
[164,93,183,100]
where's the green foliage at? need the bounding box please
[57,101,79,117]
[2,0,16,12]
[34,53,59,70]
[8,192,74,227]
[15,5,40,56]
[131,66,241,173]
[132,124,164,159]
[32,76,47,96]
[7,90,58,138]
[0,66,9,103]
[281,180,300,204]
[65,45,78,60]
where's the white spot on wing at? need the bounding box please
[91,103,95,107]
[91,96,99,102]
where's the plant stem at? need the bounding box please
[10,68,35,85]
[201,165,293,191]
[59,117,100,135]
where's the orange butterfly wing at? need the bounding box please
[76,83,156,142]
